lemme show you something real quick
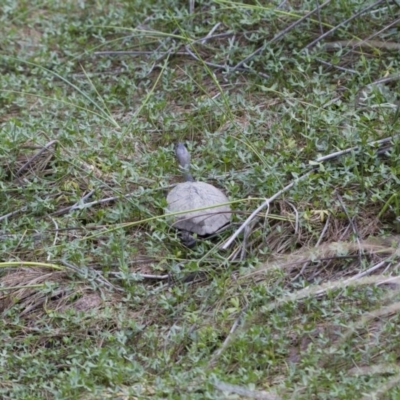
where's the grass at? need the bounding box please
[1,0,400,398]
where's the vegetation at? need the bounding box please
[1,0,400,398]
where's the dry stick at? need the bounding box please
[292,214,331,281]
[48,217,59,261]
[320,16,400,75]
[188,0,194,14]
[316,214,331,247]
[94,28,181,75]
[240,217,260,261]
[222,170,315,249]
[61,260,123,291]
[16,139,57,176]
[366,73,400,87]
[94,33,236,57]
[108,271,169,280]
[51,191,135,216]
[324,39,400,52]
[303,0,385,50]
[213,380,281,400]
[200,22,222,44]
[208,305,248,368]
[94,50,188,56]
[315,135,397,163]
[96,47,253,77]
[228,0,333,74]
[184,45,231,70]
[95,28,267,77]
[348,259,388,281]
[51,189,96,216]
[336,192,362,261]
[192,31,236,44]
[323,18,400,53]
[145,29,180,75]
[355,72,400,108]
[381,260,393,275]
[0,207,27,222]
[284,200,299,235]
[222,134,399,250]
[184,45,270,79]
[1,196,122,225]
[315,57,358,74]
[305,0,386,74]
[316,0,324,35]
[361,374,400,400]
[377,274,400,287]
[236,204,270,261]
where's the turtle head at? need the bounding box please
[175,143,194,182]
[179,230,197,248]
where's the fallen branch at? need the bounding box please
[222,134,399,249]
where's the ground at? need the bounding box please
[1,1,400,399]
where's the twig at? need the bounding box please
[51,189,96,217]
[319,16,400,74]
[208,305,248,367]
[108,271,169,280]
[240,218,259,261]
[61,260,123,291]
[213,380,281,400]
[94,32,238,57]
[188,0,195,14]
[315,57,358,74]
[361,373,400,400]
[292,213,331,281]
[316,0,324,35]
[48,217,59,261]
[184,44,269,78]
[336,192,362,261]
[324,39,400,52]
[377,274,400,287]
[0,207,27,222]
[184,44,229,69]
[94,50,187,56]
[51,191,134,216]
[96,29,270,78]
[324,18,400,56]
[316,214,331,247]
[145,28,179,75]
[355,73,400,108]
[229,0,333,74]
[200,22,222,44]
[315,135,398,163]
[193,31,235,45]
[223,134,398,249]
[222,170,315,249]
[284,200,299,235]
[303,0,385,50]
[16,139,57,176]
[348,260,387,281]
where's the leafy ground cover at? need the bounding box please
[1,0,400,398]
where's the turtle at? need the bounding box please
[166,143,231,247]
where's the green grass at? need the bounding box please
[1,0,400,398]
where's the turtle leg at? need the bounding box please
[179,230,196,248]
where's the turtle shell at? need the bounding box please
[166,181,231,235]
